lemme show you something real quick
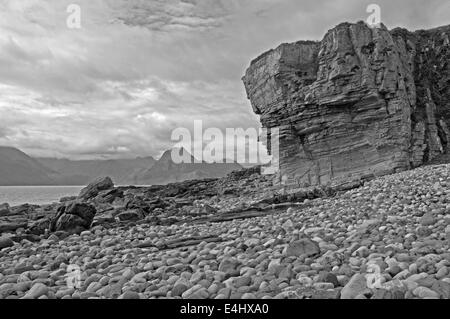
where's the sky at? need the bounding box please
[0,0,449,160]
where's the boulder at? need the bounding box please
[28,218,51,235]
[0,203,10,216]
[96,188,123,204]
[0,236,14,250]
[53,214,88,234]
[341,273,369,299]
[50,202,96,234]
[92,213,116,227]
[78,177,114,201]
[125,196,152,212]
[284,238,320,257]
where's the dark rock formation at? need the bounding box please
[243,21,450,187]
[116,209,144,222]
[0,236,14,250]
[0,221,28,234]
[0,203,10,216]
[78,177,114,201]
[28,218,51,235]
[50,202,96,234]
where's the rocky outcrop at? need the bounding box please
[78,177,114,201]
[0,204,10,216]
[243,21,450,187]
[50,202,96,234]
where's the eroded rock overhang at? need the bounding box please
[243,21,450,187]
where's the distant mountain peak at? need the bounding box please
[0,146,242,186]
[136,146,243,185]
[0,146,56,186]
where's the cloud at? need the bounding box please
[0,126,10,138]
[0,0,448,160]
[111,0,232,31]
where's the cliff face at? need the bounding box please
[243,21,450,187]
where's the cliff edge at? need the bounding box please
[243,21,450,187]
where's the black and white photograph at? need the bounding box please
[0,0,449,311]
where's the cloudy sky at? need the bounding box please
[0,0,448,160]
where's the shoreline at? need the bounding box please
[0,164,449,299]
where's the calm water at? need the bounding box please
[0,186,84,207]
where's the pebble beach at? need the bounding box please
[1,164,449,299]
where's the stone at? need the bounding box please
[0,236,14,249]
[282,219,294,229]
[172,283,189,297]
[412,286,440,299]
[218,258,241,277]
[313,282,335,290]
[435,266,448,279]
[340,274,368,299]
[86,282,102,293]
[185,287,210,299]
[78,177,114,201]
[285,238,320,257]
[278,265,294,280]
[431,281,450,299]
[117,209,144,222]
[242,21,450,187]
[0,221,28,234]
[118,291,140,299]
[445,225,450,234]
[23,283,48,299]
[387,265,402,277]
[318,272,339,287]
[311,289,341,299]
[0,283,15,298]
[244,238,260,247]
[372,289,393,299]
[98,283,123,299]
[50,202,96,234]
[231,276,252,288]
[0,203,11,216]
[420,213,437,226]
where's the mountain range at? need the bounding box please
[0,146,242,186]
[0,146,56,186]
[137,148,243,185]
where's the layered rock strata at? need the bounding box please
[243,21,450,187]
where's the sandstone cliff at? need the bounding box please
[243,21,450,187]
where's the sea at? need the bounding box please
[0,186,84,207]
